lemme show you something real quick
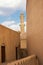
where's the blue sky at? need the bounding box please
[0,0,26,31]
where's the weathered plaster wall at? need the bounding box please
[27,0,43,65]
[0,25,20,62]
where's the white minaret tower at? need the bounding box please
[20,13,25,33]
[20,13,27,49]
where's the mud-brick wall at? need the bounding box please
[0,25,20,62]
[27,0,43,65]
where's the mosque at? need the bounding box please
[0,13,27,63]
[0,0,43,65]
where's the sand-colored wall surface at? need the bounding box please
[0,25,20,62]
[27,0,43,65]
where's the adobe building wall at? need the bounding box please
[27,0,43,65]
[0,25,20,62]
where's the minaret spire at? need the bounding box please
[20,13,25,33]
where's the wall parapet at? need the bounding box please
[7,55,39,65]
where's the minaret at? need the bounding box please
[20,13,25,33]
